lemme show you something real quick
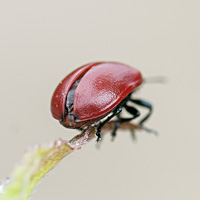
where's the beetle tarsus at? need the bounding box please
[130,129,136,140]
[96,133,102,142]
[140,125,158,135]
[96,127,102,142]
[111,121,120,140]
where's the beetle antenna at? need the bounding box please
[143,76,167,84]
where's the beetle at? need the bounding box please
[51,62,154,141]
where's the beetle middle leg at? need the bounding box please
[96,107,122,142]
[111,121,120,138]
[111,105,140,139]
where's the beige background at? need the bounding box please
[0,0,199,199]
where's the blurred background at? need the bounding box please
[0,0,199,199]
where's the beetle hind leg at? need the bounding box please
[130,99,158,135]
[129,99,152,125]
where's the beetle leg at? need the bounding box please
[129,99,158,135]
[110,105,140,140]
[129,99,152,125]
[123,105,140,122]
[116,105,140,122]
[96,128,102,142]
[96,107,122,142]
[140,125,158,135]
[111,121,120,140]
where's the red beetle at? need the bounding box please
[51,62,153,141]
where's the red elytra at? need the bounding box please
[51,62,142,129]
